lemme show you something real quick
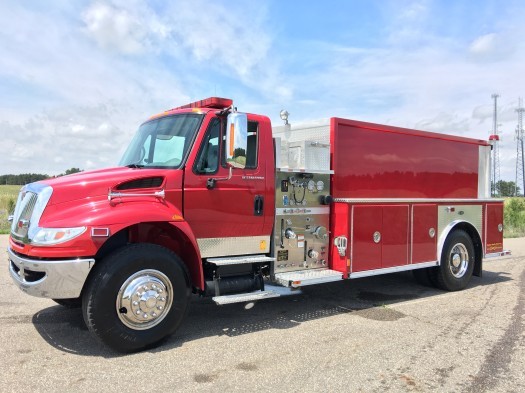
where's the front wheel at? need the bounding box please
[82,243,191,352]
[431,229,475,291]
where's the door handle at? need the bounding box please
[254,195,264,216]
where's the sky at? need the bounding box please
[1,0,524,181]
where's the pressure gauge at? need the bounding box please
[307,180,316,191]
[316,180,324,191]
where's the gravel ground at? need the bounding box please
[1,235,523,392]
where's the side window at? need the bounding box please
[245,121,258,169]
[194,119,220,174]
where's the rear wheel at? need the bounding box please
[82,243,191,352]
[431,229,475,291]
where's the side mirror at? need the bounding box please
[225,113,248,169]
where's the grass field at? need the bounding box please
[504,197,525,238]
[0,185,21,234]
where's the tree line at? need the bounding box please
[0,168,82,185]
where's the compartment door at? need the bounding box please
[382,205,409,268]
[486,203,504,253]
[351,205,382,272]
[412,204,438,263]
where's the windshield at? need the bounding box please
[119,113,204,168]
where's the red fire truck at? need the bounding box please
[8,97,507,352]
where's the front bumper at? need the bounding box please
[8,247,95,299]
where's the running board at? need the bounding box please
[274,269,344,288]
[213,290,280,305]
[207,254,275,266]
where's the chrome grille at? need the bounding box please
[11,191,38,239]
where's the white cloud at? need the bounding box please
[0,0,524,185]
[468,33,515,62]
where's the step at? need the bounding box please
[213,290,280,305]
[207,254,275,266]
[274,269,344,288]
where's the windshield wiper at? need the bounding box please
[126,164,145,168]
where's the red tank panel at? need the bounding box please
[331,118,484,199]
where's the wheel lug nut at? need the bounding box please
[143,313,148,318]
[152,312,157,317]
[158,289,163,293]
[152,285,157,289]
[158,306,163,310]
[133,301,138,306]
[136,310,141,315]
[161,297,166,302]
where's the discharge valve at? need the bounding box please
[284,228,297,239]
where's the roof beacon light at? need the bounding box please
[280,110,289,125]
[172,97,233,110]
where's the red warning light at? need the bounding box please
[172,97,233,110]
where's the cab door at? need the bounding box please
[183,115,271,258]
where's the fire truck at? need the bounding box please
[8,97,507,352]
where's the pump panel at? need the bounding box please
[273,171,331,273]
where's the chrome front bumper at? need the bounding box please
[8,247,95,299]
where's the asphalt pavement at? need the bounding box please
[1,235,524,392]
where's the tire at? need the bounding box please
[82,243,191,353]
[431,229,475,291]
[53,298,82,308]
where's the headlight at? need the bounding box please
[31,227,87,246]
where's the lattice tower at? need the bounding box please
[516,98,525,196]
[490,93,501,196]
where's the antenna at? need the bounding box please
[489,93,501,196]
[516,98,525,196]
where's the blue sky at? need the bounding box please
[1,0,524,181]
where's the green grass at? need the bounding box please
[0,185,21,234]
[504,197,525,238]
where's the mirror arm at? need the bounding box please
[207,167,233,189]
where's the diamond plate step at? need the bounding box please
[207,254,275,266]
[274,269,343,288]
[213,290,280,305]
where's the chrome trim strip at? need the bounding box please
[333,198,504,203]
[484,204,488,255]
[197,236,271,258]
[275,207,330,215]
[276,168,334,174]
[350,205,355,273]
[108,189,165,201]
[8,247,94,299]
[410,205,414,264]
[349,261,439,279]
[484,250,511,259]
[478,145,491,198]
[437,205,483,264]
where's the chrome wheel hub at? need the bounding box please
[449,243,469,278]
[116,269,173,330]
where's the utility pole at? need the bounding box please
[489,93,501,197]
[516,98,525,196]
